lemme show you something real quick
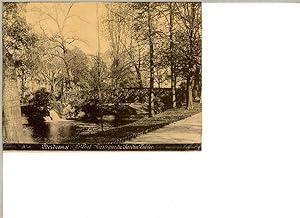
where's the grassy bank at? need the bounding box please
[68,103,201,144]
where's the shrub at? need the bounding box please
[29,88,51,112]
[23,88,51,124]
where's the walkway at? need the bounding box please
[124,113,202,144]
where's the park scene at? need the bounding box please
[3,2,202,146]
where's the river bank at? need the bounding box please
[67,103,201,144]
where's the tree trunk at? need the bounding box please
[61,45,69,104]
[96,4,104,131]
[186,73,194,110]
[148,3,154,117]
[193,66,201,100]
[199,68,202,103]
[135,65,143,88]
[20,71,25,103]
[186,5,195,110]
[169,3,176,108]
[3,71,24,143]
[99,89,104,132]
[60,77,65,104]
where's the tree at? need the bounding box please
[150,2,178,108]
[147,3,155,117]
[105,3,142,88]
[169,2,176,108]
[17,45,44,103]
[66,47,90,87]
[3,3,38,142]
[26,42,64,100]
[130,2,162,117]
[174,2,201,109]
[153,2,178,107]
[122,37,146,88]
[31,3,87,103]
[149,2,201,109]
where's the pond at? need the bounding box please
[22,115,142,144]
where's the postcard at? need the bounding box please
[2,2,202,151]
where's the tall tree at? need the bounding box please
[130,2,161,117]
[174,2,201,109]
[3,3,38,142]
[105,3,141,88]
[31,3,87,103]
[169,2,176,108]
[96,3,104,131]
[147,2,155,117]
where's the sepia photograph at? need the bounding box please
[2,2,202,151]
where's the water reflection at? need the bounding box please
[23,115,140,143]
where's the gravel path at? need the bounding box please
[124,113,202,144]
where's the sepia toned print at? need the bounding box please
[2,2,202,151]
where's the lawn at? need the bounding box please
[68,103,201,144]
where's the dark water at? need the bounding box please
[22,115,140,143]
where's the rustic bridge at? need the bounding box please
[21,87,175,106]
[20,87,180,119]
